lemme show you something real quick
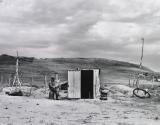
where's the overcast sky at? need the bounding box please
[0,0,160,71]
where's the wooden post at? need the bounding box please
[128,74,131,87]
[8,75,11,87]
[139,38,144,69]
[152,75,154,89]
[55,73,59,81]
[29,76,33,96]
[44,75,47,93]
[31,76,34,85]
[1,74,3,84]
[0,74,1,84]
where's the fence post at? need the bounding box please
[44,75,47,93]
[1,74,3,84]
[8,75,11,86]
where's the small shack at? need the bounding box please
[68,69,100,99]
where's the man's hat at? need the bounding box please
[51,77,55,81]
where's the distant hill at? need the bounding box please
[0,54,34,65]
[0,54,153,87]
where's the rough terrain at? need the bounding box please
[0,92,160,125]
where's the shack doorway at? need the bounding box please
[81,70,93,99]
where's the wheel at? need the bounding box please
[133,88,151,99]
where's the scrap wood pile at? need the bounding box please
[1,86,68,99]
[2,86,37,96]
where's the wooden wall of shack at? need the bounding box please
[68,69,100,99]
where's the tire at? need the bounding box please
[133,88,151,99]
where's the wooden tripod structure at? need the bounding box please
[12,51,22,88]
[135,38,145,88]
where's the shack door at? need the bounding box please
[68,71,81,99]
[81,70,93,99]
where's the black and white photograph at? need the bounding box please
[0,0,160,125]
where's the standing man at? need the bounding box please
[48,77,60,100]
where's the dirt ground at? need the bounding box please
[0,94,160,125]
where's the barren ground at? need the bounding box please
[0,94,160,125]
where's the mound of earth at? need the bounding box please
[109,85,134,96]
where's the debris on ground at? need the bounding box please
[2,86,37,96]
[109,85,134,97]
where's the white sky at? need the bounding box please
[0,0,160,71]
